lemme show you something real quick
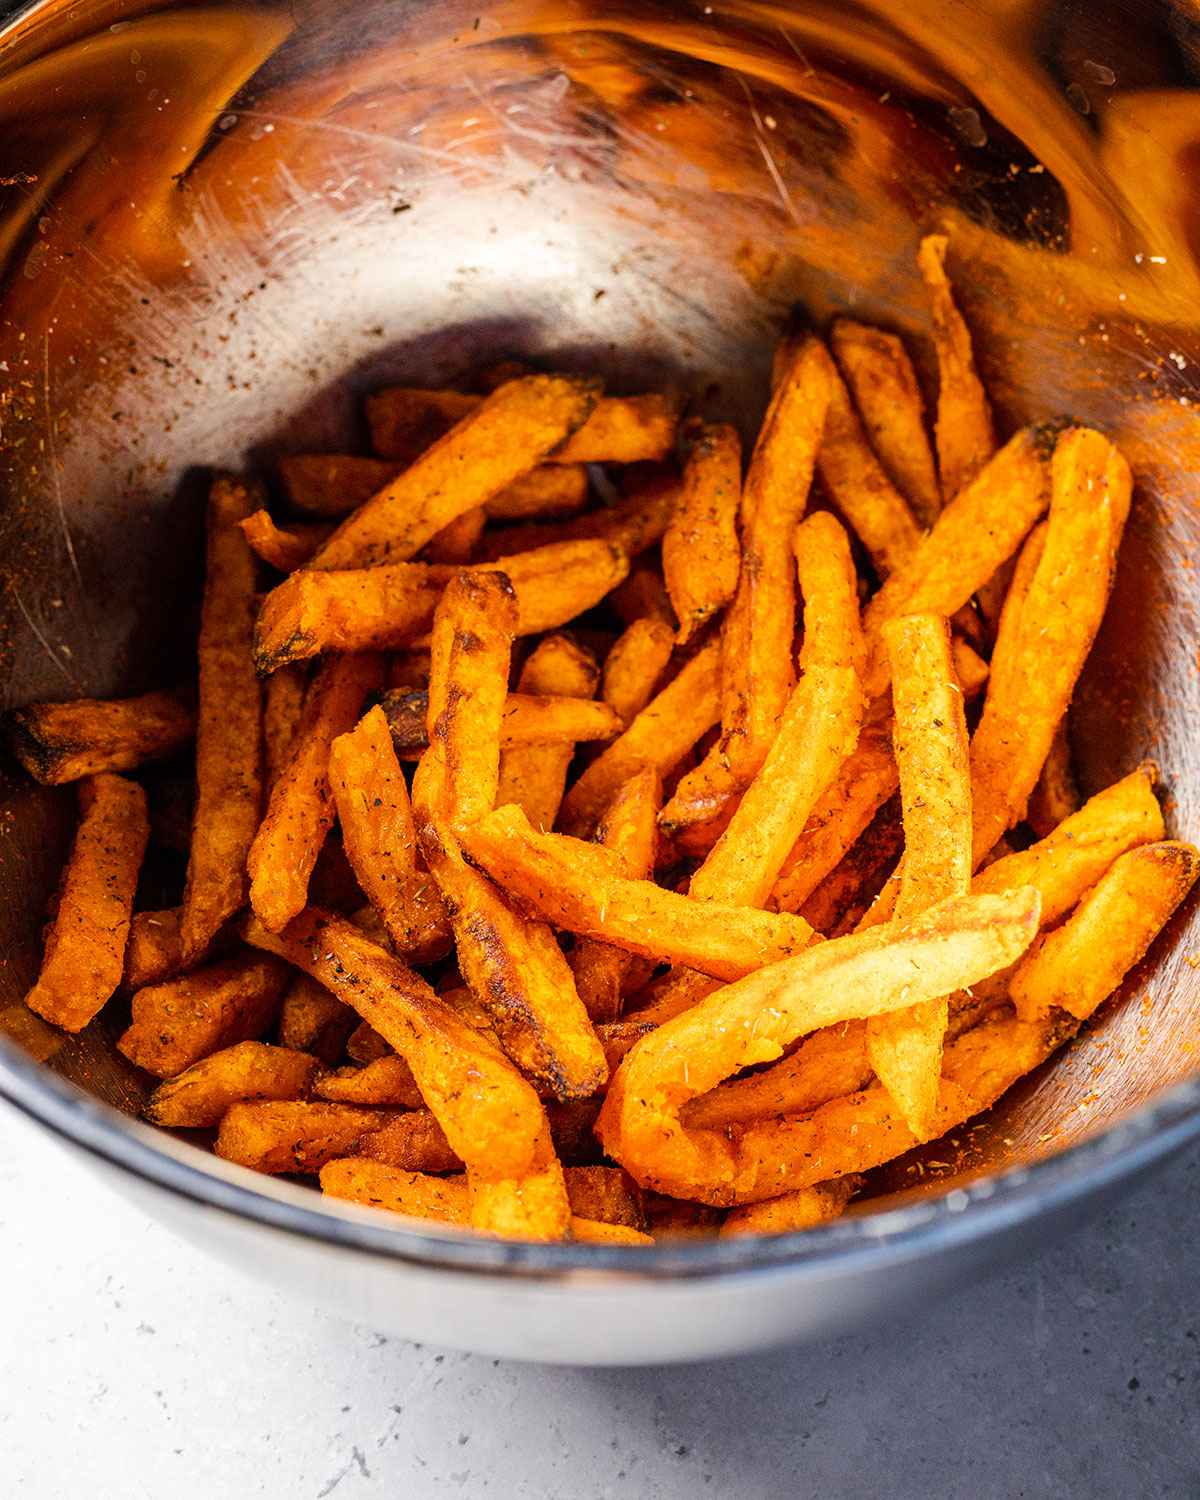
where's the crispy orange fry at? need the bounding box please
[830,319,941,526]
[866,614,972,1138]
[462,804,815,980]
[216,1100,407,1174]
[570,1219,654,1245]
[23,773,149,1033]
[476,470,677,564]
[321,1158,469,1220]
[311,376,599,570]
[146,1041,319,1127]
[563,1164,647,1229]
[118,953,288,1077]
[559,637,721,837]
[719,1176,861,1238]
[662,420,742,644]
[970,428,1132,863]
[240,510,333,571]
[917,234,996,500]
[423,505,486,564]
[278,454,398,516]
[1011,842,1200,1023]
[596,887,1039,1202]
[315,1055,425,1110]
[124,907,183,990]
[278,972,358,1064]
[5,688,194,786]
[402,693,622,754]
[254,539,628,670]
[346,1019,391,1064]
[356,1109,463,1174]
[799,802,903,936]
[180,475,264,965]
[1027,719,1080,840]
[601,617,676,725]
[366,387,478,462]
[569,768,662,1022]
[689,511,864,909]
[485,464,590,520]
[248,652,382,931]
[813,340,924,576]
[262,664,307,790]
[610,561,676,628]
[497,634,600,831]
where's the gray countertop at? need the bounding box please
[2,1101,1198,1499]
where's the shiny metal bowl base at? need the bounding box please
[1,0,1199,1363]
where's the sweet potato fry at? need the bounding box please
[917,234,996,500]
[497,634,600,831]
[1011,842,1200,1023]
[278,972,358,1064]
[799,802,903,936]
[346,1019,391,1064]
[366,387,478,462]
[610,562,675,627]
[382,688,618,762]
[423,505,486,564]
[596,887,1040,1202]
[462,804,815,980]
[124,907,183,990]
[312,376,599,570]
[689,512,864,909]
[830,319,941,526]
[468,1161,573,1242]
[5,688,194,785]
[476,470,677,564]
[315,1055,425,1109]
[485,464,590,520]
[248,652,382,931]
[180,475,264,965]
[262,664,308,790]
[563,1164,647,1229]
[970,428,1132,862]
[278,454,398,515]
[570,1219,654,1245]
[866,614,972,1138]
[1027,720,1080,839]
[569,769,662,1021]
[559,637,721,837]
[719,1176,860,1238]
[357,1109,464,1174]
[662,420,742,644]
[240,510,333,571]
[25,773,149,1032]
[216,1100,405,1174]
[118,953,289,1077]
[146,1041,319,1127]
[321,1159,469,1221]
[813,340,924,576]
[254,539,627,670]
[601,617,676,726]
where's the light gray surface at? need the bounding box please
[1,1103,1197,1499]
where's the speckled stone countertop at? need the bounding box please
[2,1102,1197,1498]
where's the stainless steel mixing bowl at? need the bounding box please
[2,0,1199,1364]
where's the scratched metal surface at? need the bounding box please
[0,0,1198,1198]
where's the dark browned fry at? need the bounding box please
[124,907,183,990]
[314,1054,425,1110]
[240,510,334,571]
[216,1100,408,1175]
[384,689,619,760]
[278,972,358,1064]
[5,688,194,785]
[423,506,486,564]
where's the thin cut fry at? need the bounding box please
[476,471,677,564]
[662,420,742,644]
[311,375,599,569]
[314,1054,425,1109]
[485,465,590,521]
[146,1041,319,1127]
[124,907,183,990]
[278,972,358,1064]
[462,804,815,980]
[830,319,941,525]
[559,637,721,837]
[601,617,676,725]
[387,689,619,760]
[569,769,662,1021]
[5,688,194,785]
[1027,719,1080,840]
[180,474,264,965]
[248,652,382,931]
[799,802,903,936]
[596,887,1040,1202]
[497,634,600,831]
[917,234,996,500]
[240,510,333,571]
[262,664,307,790]
[866,614,972,1139]
[24,773,149,1032]
[118,953,289,1077]
[720,1176,861,1238]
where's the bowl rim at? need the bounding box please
[3,1029,1199,1281]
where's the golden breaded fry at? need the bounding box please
[321,1159,469,1220]
[867,614,971,1138]
[180,475,264,965]
[146,1041,319,1127]
[1027,720,1080,840]
[216,1100,406,1174]
[462,804,815,980]
[278,972,358,1064]
[563,1164,647,1229]
[240,510,333,571]
[118,953,289,1077]
[860,425,1058,697]
[663,420,742,644]
[314,1055,425,1110]
[720,1176,861,1238]
[476,471,677,564]
[559,638,721,837]
[497,634,600,831]
[830,319,941,525]
[423,506,486,564]
[5,688,194,786]
[124,907,183,990]
[601,617,676,726]
[813,340,924,576]
[970,428,1132,863]
[596,887,1040,1203]
[24,774,149,1032]
[254,539,628,671]
[689,512,864,909]
[312,376,599,570]
[917,234,996,500]
[570,768,662,1021]
[262,664,307,790]
[248,652,382,931]
[278,454,399,515]
[1011,842,1200,1023]
[570,1218,654,1245]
